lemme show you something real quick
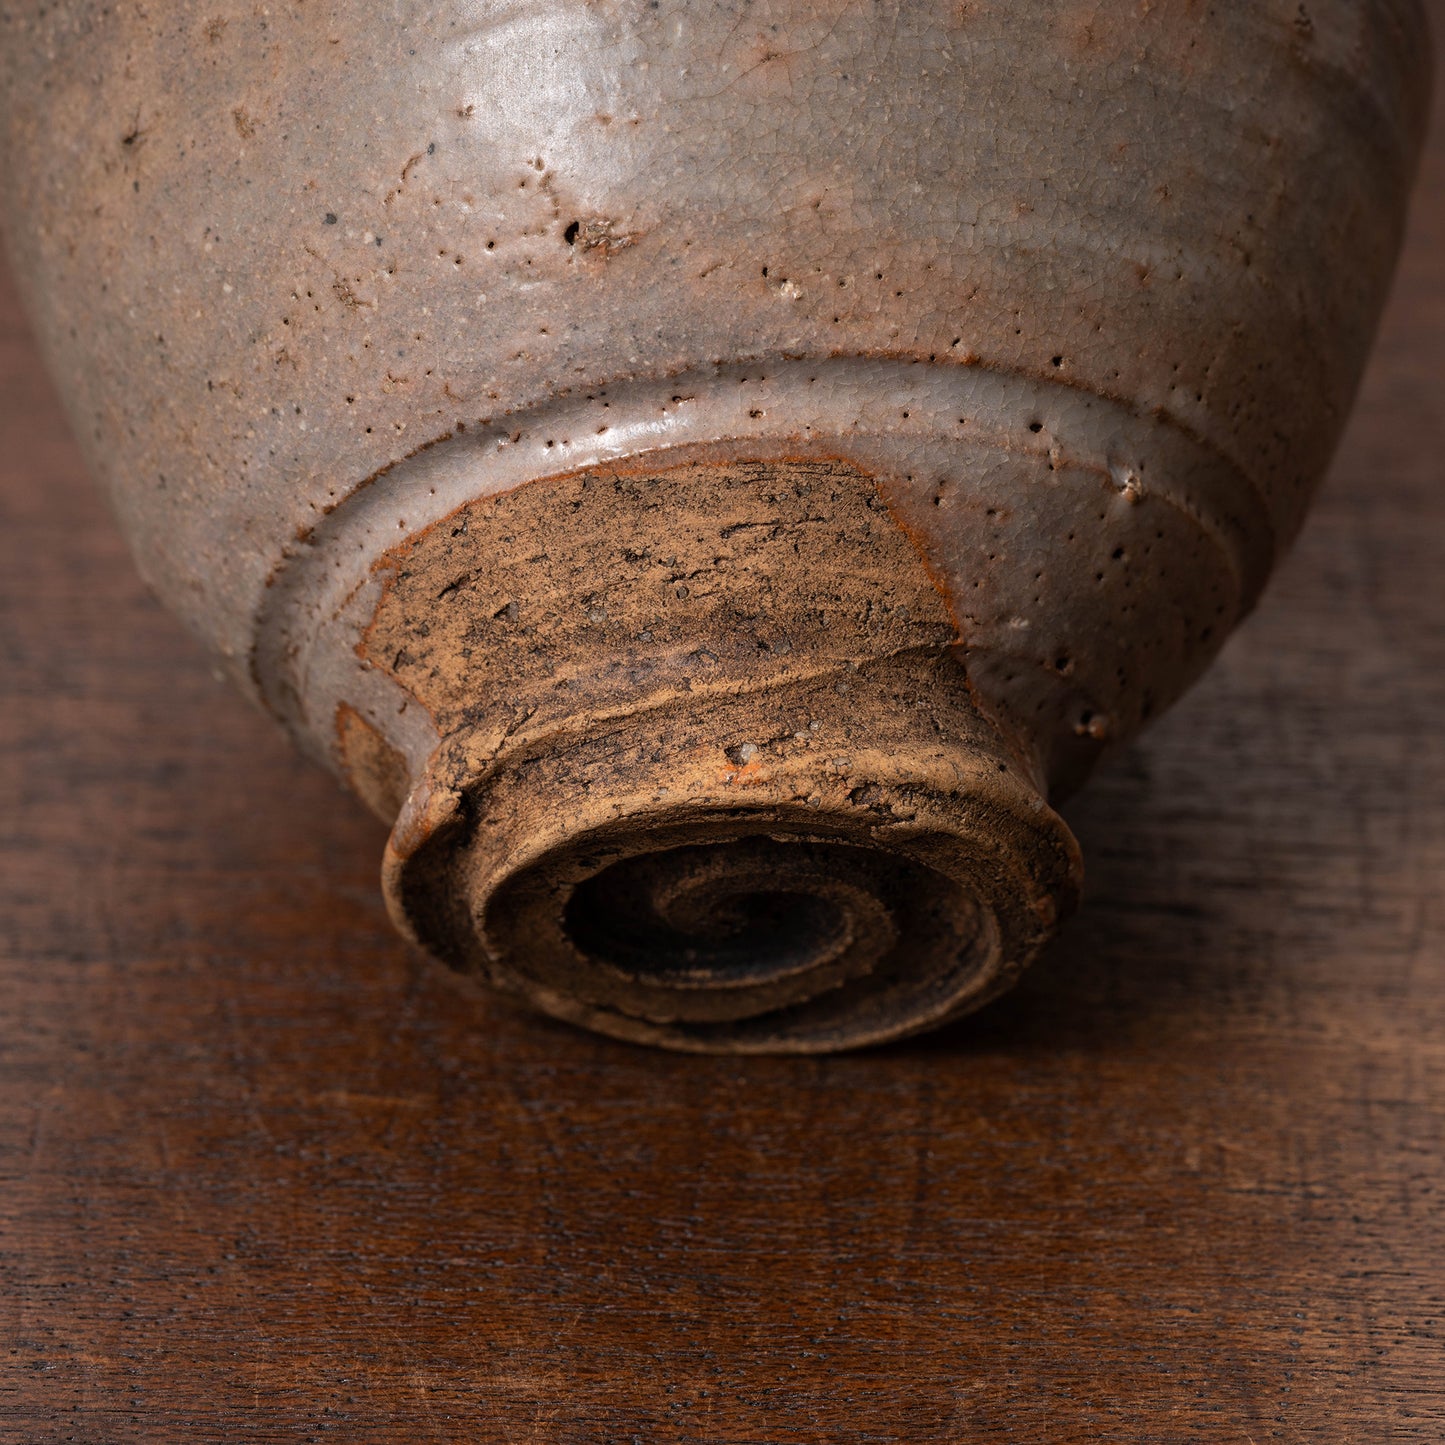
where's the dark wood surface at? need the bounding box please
[4,62,1444,1445]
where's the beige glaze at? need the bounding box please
[0,1,1430,1049]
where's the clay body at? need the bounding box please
[0,1,1430,1050]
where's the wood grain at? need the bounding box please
[3,29,1443,1444]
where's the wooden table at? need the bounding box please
[3,45,1443,1445]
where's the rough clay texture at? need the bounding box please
[0,0,1430,1048]
[356,458,1079,1049]
[358,458,973,791]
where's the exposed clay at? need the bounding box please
[360,457,979,795]
[0,1,1430,1050]
[352,457,1078,1049]
[336,704,411,824]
